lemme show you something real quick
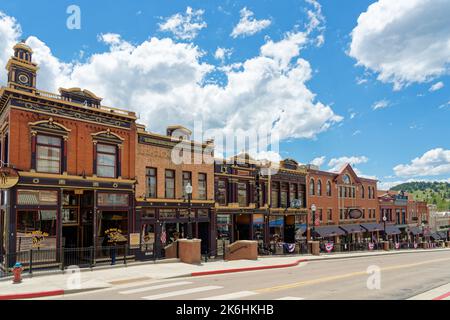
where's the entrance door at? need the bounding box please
[198,222,209,254]
[235,214,251,241]
[284,215,295,243]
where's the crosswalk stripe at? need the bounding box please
[119,281,193,295]
[142,286,223,300]
[199,291,258,300]
[276,296,305,300]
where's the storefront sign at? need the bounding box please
[325,242,334,253]
[0,167,19,189]
[129,233,140,248]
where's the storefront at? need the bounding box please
[2,174,135,269]
[136,203,214,259]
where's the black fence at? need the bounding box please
[258,242,309,256]
[0,245,137,278]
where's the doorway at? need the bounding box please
[284,215,295,243]
[198,222,209,254]
[235,214,251,241]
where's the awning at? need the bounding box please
[340,224,364,234]
[313,226,345,238]
[430,233,441,240]
[384,225,401,235]
[437,231,448,239]
[409,227,423,236]
[361,223,384,232]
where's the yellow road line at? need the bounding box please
[255,257,450,294]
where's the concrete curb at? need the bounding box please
[191,259,308,277]
[0,286,108,300]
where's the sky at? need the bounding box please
[0,0,449,190]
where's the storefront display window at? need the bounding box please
[253,214,264,241]
[269,216,283,241]
[98,211,128,247]
[217,214,231,239]
[16,210,57,251]
[62,208,79,225]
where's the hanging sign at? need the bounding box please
[325,242,334,253]
[0,167,19,189]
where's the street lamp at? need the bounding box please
[185,182,193,240]
[311,204,317,241]
[382,213,387,241]
[421,222,425,243]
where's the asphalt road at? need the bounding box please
[46,250,450,300]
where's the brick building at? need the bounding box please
[214,155,308,254]
[0,42,137,267]
[306,163,380,246]
[134,124,216,258]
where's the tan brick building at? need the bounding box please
[135,124,216,258]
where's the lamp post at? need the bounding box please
[421,222,425,243]
[382,214,387,241]
[185,182,193,240]
[311,204,317,241]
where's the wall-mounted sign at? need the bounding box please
[348,209,363,219]
[0,167,19,189]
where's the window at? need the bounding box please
[343,174,351,185]
[309,179,315,196]
[159,209,176,219]
[197,209,209,218]
[17,190,58,205]
[362,209,366,219]
[165,170,175,199]
[182,171,192,198]
[340,209,345,220]
[289,184,298,204]
[361,186,365,199]
[97,143,116,178]
[142,208,156,219]
[36,134,61,173]
[198,173,207,200]
[217,180,227,205]
[271,182,279,208]
[352,187,356,198]
[146,168,157,198]
[327,209,332,221]
[238,182,248,207]
[317,180,322,196]
[16,210,57,251]
[326,181,332,196]
[318,208,323,221]
[280,183,289,208]
[97,193,129,206]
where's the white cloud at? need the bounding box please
[0,12,341,158]
[352,130,361,136]
[159,7,207,40]
[214,47,232,62]
[394,148,450,177]
[310,156,326,168]
[429,81,444,92]
[231,7,271,38]
[349,0,450,90]
[372,99,389,110]
[328,156,369,172]
[0,12,21,85]
[305,0,326,47]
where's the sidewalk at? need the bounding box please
[1,247,449,300]
[408,282,450,300]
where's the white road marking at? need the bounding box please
[142,286,223,300]
[119,281,193,295]
[199,291,258,300]
[276,296,305,300]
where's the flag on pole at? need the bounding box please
[160,225,167,244]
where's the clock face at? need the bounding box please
[18,73,30,84]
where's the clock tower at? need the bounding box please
[6,41,38,92]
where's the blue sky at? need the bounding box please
[0,0,449,189]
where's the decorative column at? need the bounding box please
[117,145,122,178]
[92,141,97,176]
[30,131,37,172]
[62,136,68,174]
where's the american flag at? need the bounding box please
[160,229,167,244]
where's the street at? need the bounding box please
[44,250,450,300]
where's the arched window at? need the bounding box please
[317,180,322,196]
[361,186,365,199]
[368,187,372,199]
[309,179,315,196]
[326,181,332,196]
[343,174,351,185]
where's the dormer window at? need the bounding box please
[343,174,351,185]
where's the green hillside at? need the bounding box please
[390,182,450,211]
